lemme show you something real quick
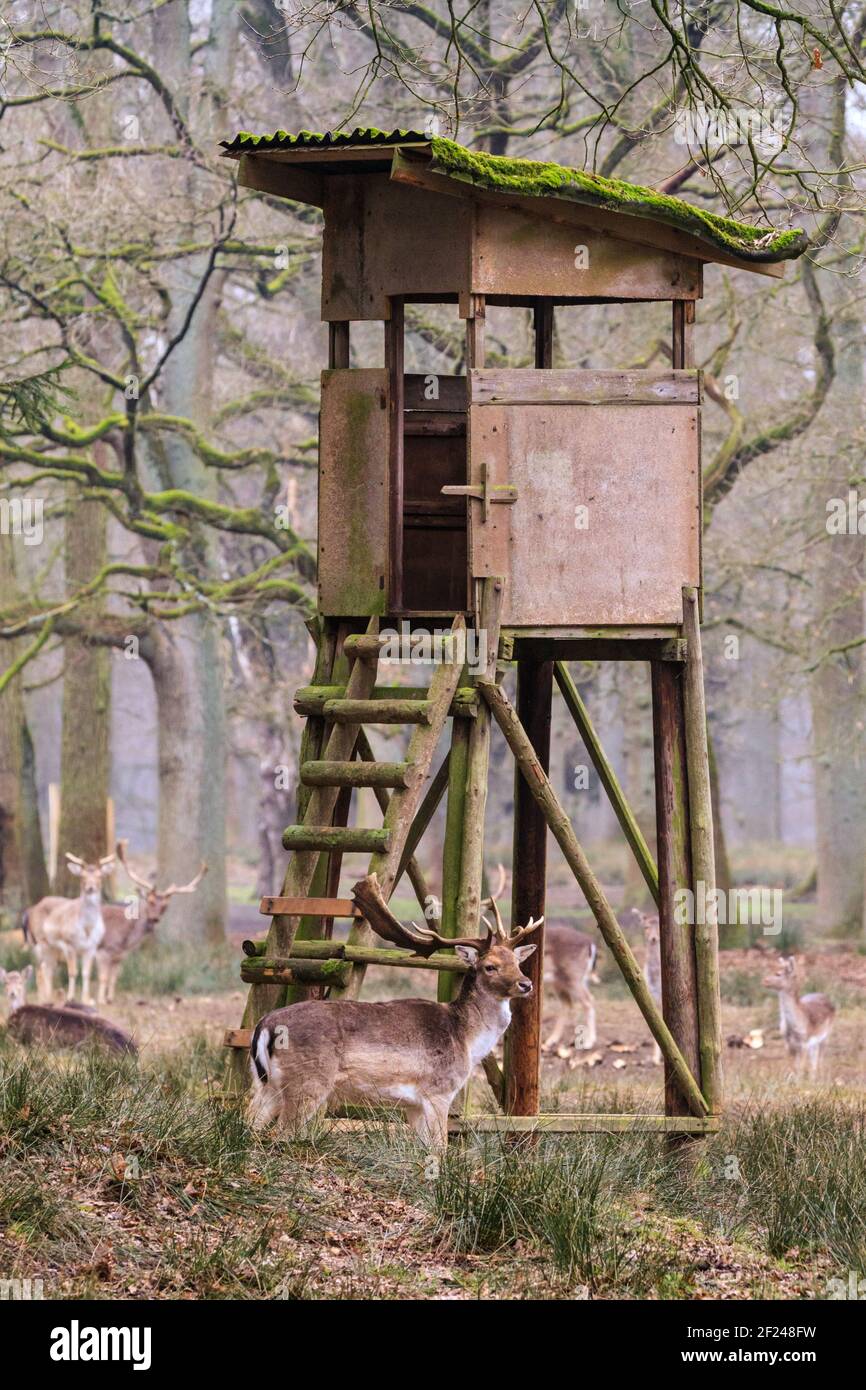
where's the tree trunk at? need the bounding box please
[148,622,226,943]
[56,489,111,893]
[811,288,864,938]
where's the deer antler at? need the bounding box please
[480,862,508,939]
[65,851,85,867]
[352,874,495,957]
[508,915,543,949]
[161,862,208,897]
[116,840,155,893]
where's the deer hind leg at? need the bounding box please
[35,946,54,1004]
[108,961,121,1004]
[542,990,571,1052]
[574,980,597,1050]
[96,957,108,1007]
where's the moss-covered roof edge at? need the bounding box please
[427,139,807,263]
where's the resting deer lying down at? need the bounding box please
[249,872,540,1149]
[763,955,835,1079]
[0,966,137,1054]
[542,927,598,1052]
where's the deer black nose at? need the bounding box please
[518,979,532,994]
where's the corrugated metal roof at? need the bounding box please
[220,127,428,154]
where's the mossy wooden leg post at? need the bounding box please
[439,716,470,1003]
[682,587,723,1116]
[503,658,552,1131]
[651,656,704,1153]
[477,676,708,1122]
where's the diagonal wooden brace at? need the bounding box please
[477,676,709,1119]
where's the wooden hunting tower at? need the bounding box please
[222,129,805,1135]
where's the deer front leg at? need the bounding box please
[96,957,109,1007]
[404,1098,449,1151]
[109,961,121,1003]
[62,948,78,1002]
[80,950,98,1007]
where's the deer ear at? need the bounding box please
[513,944,537,964]
[66,861,82,877]
[454,944,479,967]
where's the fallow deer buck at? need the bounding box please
[96,841,207,1004]
[541,927,598,1053]
[248,872,541,1149]
[23,852,115,1006]
[0,966,137,1054]
[763,955,835,1079]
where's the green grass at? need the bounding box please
[1,1022,862,1298]
[116,940,238,996]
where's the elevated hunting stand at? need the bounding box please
[221,129,805,1135]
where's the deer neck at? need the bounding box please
[450,973,513,1065]
[778,986,807,1038]
[78,894,103,936]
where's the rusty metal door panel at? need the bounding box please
[318,369,389,616]
[467,370,700,627]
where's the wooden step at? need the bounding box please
[281,825,391,853]
[300,760,414,789]
[295,685,478,719]
[258,895,360,918]
[323,698,433,725]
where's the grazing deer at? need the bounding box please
[542,927,598,1052]
[641,912,663,1065]
[763,955,835,1079]
[24,852,115,1006]
[0,966,136,1054]
[248,872,541,1149]
[96,841,207,1005]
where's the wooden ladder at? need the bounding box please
[231,614,466,1054]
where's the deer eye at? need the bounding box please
[484,963,496,974]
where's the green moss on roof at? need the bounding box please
[427,138,806,262]
[221,127,806,263]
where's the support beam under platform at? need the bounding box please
[504,657,553,1118]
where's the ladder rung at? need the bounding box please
[281,826,391,853]
[258,895,361,917]
[294,685,479,719]
[300,760,414,789]
[323,698,433,725]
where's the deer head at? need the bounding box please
[763,955,798,993]
[352,872,541,1000]
[65,852,115,901]
[0,965,32,1012]
[116,841,207,930]
[640,911,660,949]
